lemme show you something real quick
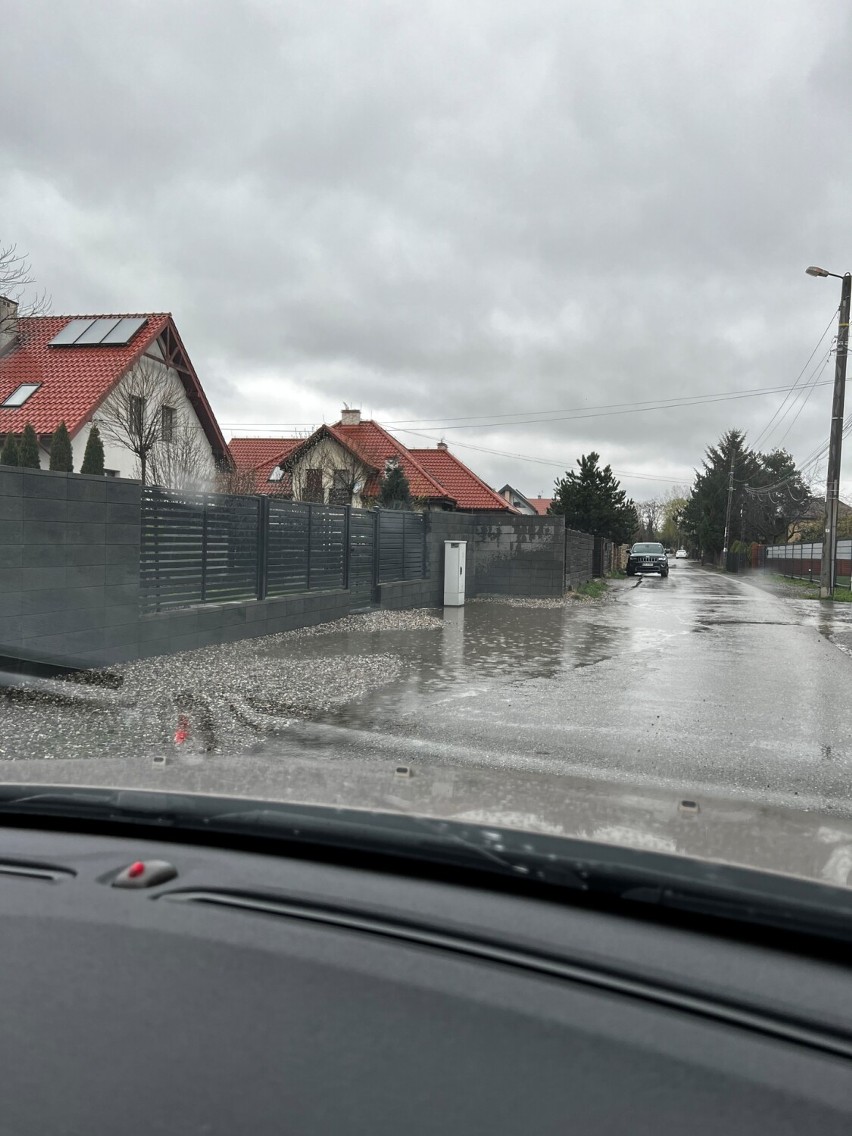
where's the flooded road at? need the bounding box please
[5,562,852,817]
[261,562,852,813]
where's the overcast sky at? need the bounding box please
[3,0,852,503]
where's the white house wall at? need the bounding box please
[54,351,218,483]
[287,435,373,506]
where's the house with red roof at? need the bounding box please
[498,484,552,515]
[225,436,302,494]
[228,409,517,512]
[0,296,228,481]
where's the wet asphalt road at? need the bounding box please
[305,562,852,814]
[6,562,852,817]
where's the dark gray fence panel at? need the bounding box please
[378,509,426,582]
[203,495,260,603]
[403,512,426,579]
[267,500,310,595]
[378,511,404,582]
[142,491,425,615]
[140,489,205,613]
[349,508,376,607]
[309,505,347,591]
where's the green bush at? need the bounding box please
[80,424,105,476]
[1,433,20,466]
[18,423,41,468]
[49,421,73,472]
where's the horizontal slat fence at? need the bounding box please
[267,501,311,595]
[377,509,426,582]
[141,488,426,613]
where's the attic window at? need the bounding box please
[1,383,40,408]
[48,317,147,348]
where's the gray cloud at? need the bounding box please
[3,0,852,501]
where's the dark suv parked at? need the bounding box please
[626,542,669,578]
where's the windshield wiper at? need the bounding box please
[1,784,852,946]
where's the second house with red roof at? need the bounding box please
[229,409,518,513]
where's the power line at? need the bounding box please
[392,425,690,484]
[774,353,832,451]
[750,307,838,452]
[221,375,842,437]
[383,379,842,431]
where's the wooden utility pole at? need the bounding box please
[820,273,851,598]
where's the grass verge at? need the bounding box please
[575,579,608,599]
[770,574,852,602]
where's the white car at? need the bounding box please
[675,548,688,559]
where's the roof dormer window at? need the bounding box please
[1,382,40,408]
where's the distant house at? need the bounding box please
[226,437,301,494]
[787,496,852,542]
[0,297,227,481]
[229,409,517,512]
[498,484,552,515]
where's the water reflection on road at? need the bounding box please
[272,566,852,815]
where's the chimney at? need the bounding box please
[437,440,448,451]
[340,407,361,426]
[0,296,18,356]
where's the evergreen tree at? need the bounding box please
[681,430,752,556]
[550,452,638,543]
[378,459,413,509]
[18,423,41,468]
[80,424,105,475]
[0,433,19,466]
[49,421,73,472]
[679,430,806,554]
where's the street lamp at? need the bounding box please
[806,266,852,598]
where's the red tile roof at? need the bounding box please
[528,497,552,515]
[332,420,457,501]
[408,448,516,512]
[0,313,170,437]
[228,437,301,494]
[250,419,515,510]
[279,420,456,503]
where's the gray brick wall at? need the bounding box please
[0,466,143,669]
[564,527,595,590]
[0,467,353,670]
[0,468,595,670]
[423,511,570,601]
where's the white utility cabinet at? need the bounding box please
[443,541,467,606]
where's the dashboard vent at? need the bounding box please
[0,860,76,882]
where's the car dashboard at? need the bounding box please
[0,820,851,1134]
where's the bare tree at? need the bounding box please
[148,421,213,492]
[96,355,212,488]
[637,498,663,541]
[216,464,263,497]
[0,242,50,327]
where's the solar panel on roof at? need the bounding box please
[47,316,148,348]
[100,316,147,345]
[72,318,123,345]
[48,319,96,346]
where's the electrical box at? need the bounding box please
[443,541,467,606]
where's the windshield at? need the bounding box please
[3,2,852,899]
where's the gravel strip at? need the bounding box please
[1,608,442,761]
[288,608,443,636]
[471,589,608,609]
